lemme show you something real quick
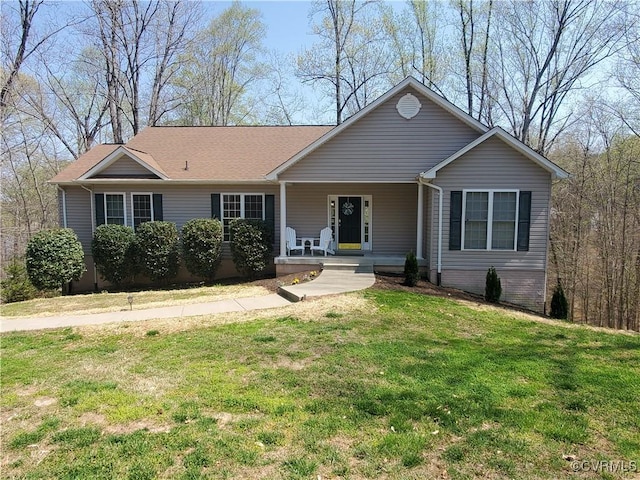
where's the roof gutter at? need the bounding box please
[50,179,276,186]
[418,175,443,286]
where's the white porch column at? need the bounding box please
[416,181,424,258]
[280,181,287,257]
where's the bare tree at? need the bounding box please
[492,0,628,154]
[147,1,200,126]
[85,0,199,140]
[174,1,266,126]
[297,0,382,125]
[1,73,66,262]
[454,0,493,122]
[549,100,640,331]
[257,52,306,125]
[1,0,62,108]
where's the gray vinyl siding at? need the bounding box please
[89,185,281,256]
[286,183,418,255]
[64,187,93,252]
[98,157,155,177]
[280,87,480,182]
[434,136,552,271]
[443,269,546,312]
[67,184,280,290]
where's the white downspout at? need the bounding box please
[81,185,98,291]
[279,181,287,258]
[418,177,443,286]
[57,186,68,228]
[416,182,424,258]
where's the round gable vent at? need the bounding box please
[396,93,422,120]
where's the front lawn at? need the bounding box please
[1,290,638,479]
[0,283,270,318]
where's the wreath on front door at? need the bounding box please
[342,201,354,216]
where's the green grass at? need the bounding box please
[2,289,639,479]
[0,282,269,317]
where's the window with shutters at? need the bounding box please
[131,193,153,228]
[222,193,264,241]
[462,190,520,250]
[105,193,126,225]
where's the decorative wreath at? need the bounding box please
[342,201,354,216]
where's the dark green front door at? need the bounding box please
[338,196,361,249]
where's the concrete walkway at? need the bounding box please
[278,263,375,302]
[0,264,376,333]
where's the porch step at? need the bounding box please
[322,262,374,272]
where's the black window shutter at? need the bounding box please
[265,194,275,238]
[211,193,221,219]
[517,191,531,251]
[153,194,163,221]
[95,193,105,226]
[449,191,462,250]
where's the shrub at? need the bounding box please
[1,258,38,303]
[550,280,568,319]
[134,221,180,282]
[91,224,137,286]
[25,228,86,291]
[404,251,419,287]
[181,218,223,281]
[484,266,502,303]
[229,219,273,279]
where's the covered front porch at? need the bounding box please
[274,181,439,279]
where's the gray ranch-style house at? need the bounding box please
[51,77,568,312]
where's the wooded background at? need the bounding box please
[1,0,638,330]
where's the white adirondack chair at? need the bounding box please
[286,227,304,255]
[311,227,335,256]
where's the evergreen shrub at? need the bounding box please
[92,224,137,286]
[485,266,502,303]
[25,228,86,291]
[404,251,419,287]
[135,221,180,282]
[229,219,273,279]
[181,218,223,281]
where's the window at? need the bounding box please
[462,190,519,250]
[105,194,125,225]
[222,194,264,241]
[132,193,153,228]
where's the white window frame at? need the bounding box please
[222,193,266,241]
[130,192,154,228]
[461,189,520,251]
[103,192,127,226]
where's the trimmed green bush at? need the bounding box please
[92,224,137,286]
[550,280,569,319]
[25,228,86,291]
[485,266,502,303]
[1,258,38,303]
[181,218,223,281]
[404,251,419,287]
[229,219,273,279]
[134,221,180,282]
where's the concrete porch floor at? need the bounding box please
[274,253,428,275]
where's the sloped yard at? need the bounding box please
[1,288,638,479]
